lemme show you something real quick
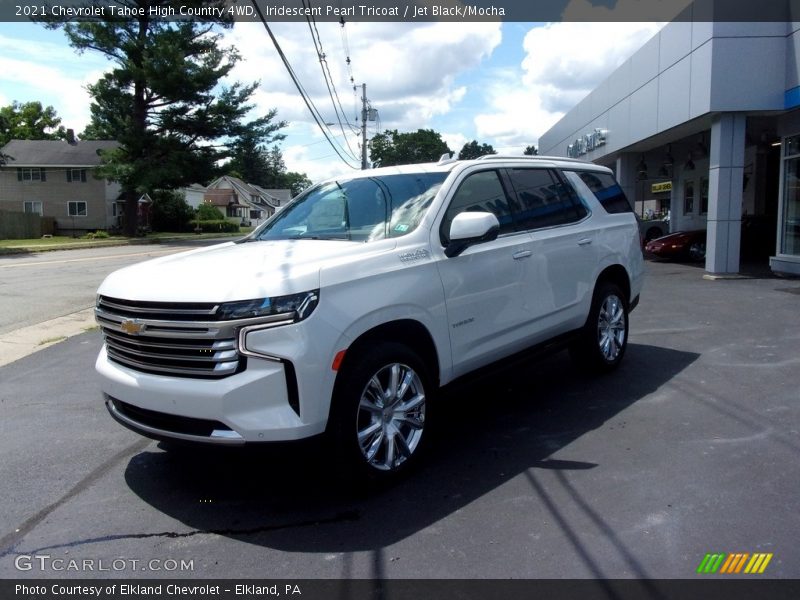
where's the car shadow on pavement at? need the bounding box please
[122,343,699,554]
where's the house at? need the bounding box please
[0,136,120,235]
[202,176,291,226]
[181,183,208,209]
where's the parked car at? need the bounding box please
[638,218,669,242]
[94,155,644,481]
[645,230,706,261]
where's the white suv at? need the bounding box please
[95,155,644,479]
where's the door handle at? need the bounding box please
[577,238,593,246]
[512,250,532,260]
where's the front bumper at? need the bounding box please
[96,346,328,442]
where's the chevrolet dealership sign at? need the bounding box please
[567,128,607,158]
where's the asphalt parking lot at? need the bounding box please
[0,260,798,580]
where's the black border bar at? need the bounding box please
[3,579,800,600]
[4,0,800,23]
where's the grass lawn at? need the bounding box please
[0,236,126,248]
[0,229,254,252]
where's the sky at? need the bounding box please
[0,13,663,184]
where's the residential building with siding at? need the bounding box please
[0,138,120,235]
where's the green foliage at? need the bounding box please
[224,140,311,196]
[191,219,240,233]
[46,2,284,235]
[226,140,284,187]
[458,140,497,160]
[81,230,111,239]
[369,129,451,168]
[523,145,538,156]
[196,202,225,221]
[150,190,195,232]
[281,171,312,197]
[0,101,67,148]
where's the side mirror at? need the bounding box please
[445,212,500,257]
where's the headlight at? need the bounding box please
[217,290,319,322]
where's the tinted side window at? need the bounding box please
[575,171,632,214]
[507,168,587,230]
[441,170,516,242]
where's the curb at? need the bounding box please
[0,308,97,368]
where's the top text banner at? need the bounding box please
[3,0,800,22]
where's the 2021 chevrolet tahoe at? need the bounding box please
[95,155,644,480]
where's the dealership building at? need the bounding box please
[538,16,800,276]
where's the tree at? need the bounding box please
[0,101,67,147]
[224,115,286,187]
[225,140,311,196]
[150,189,195,232]
[523,145,538,156]
[369,129,451,168]
[47,1,285,235]
[280,171,312,197]
[458,140,496,160]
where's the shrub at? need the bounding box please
[151,190,195,232]
[197,203,225,221]
[190,219,240,233]
[81,230,111,239]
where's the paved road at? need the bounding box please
[0,241,229,335]
[0,261,799,580]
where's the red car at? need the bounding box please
[645,230,706,261]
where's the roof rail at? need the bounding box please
[475,154,592,165]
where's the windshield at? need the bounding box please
[252,172,447,242]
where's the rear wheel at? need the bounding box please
[645,226,662,242]
[689,241,706,261]
[329,342,432,482]
[569,282,629,373]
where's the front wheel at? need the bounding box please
[569,283,629,373]
[329,343,432,482]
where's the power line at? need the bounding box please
[249,1,358,170]
[336,5,359,122]
[303,1,360,161]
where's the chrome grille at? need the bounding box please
[97,296,242,379]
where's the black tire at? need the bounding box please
[645,227,662,242]
[688,241,706,261]
[328,342,433,483]
[569,282,629,373]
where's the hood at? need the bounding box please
[98,239,380,303]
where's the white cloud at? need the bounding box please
[441,132,469,156]
[0,56,105,133]
[473,22,663,150]
[225,21,501,178]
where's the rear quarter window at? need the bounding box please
[573,171,632,214]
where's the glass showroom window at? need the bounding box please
[782,135,800,256]
[683,180,694,215]
[68,201,88,217]
[700,178,709,215]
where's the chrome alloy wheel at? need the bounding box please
[356,363,426,471]
[597,294,626,362]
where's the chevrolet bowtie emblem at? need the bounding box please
[120,319,145,335]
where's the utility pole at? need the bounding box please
[361,83,368,170]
